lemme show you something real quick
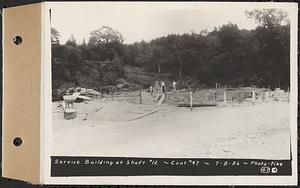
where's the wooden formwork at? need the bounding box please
[166,90,216,105]
[216,87,268,103]
[166,87,269,105]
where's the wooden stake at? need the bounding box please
[240,86,243,102]
[140,89,142,104]
[252,90,255,105]
[224,85,227,105]
[215,82,218,102]
[190,88,193,111]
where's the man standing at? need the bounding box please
[173,81,177,91]
[149,86,153,96]
[161,81,166,94]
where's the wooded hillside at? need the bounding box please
[52,9,290,100]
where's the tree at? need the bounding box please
[216,23,241,52]
[211,24,244,85]
[87,26,125,61]
[51,27,60,45]
[51,15,291,101]
[246,9,290,89]
[65,33,77,47]
[88,26,124,45]
[149,41,165,74]
[246,9,289,29]
[166,34,207,80]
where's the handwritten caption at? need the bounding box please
[51,157,291,176]
[54,158,284,168]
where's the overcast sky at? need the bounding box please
[48,2,292,44]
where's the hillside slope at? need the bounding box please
[124,65,172,89]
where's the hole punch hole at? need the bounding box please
[13,137,22,147]
[13,36,22,45]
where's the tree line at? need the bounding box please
[52,9,290,100]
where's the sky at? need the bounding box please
[48,2,292,44]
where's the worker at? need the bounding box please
[173,81,177,91]
[149,86,153,96]
[161,81,166,94]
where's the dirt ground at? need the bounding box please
[52,92,290,159]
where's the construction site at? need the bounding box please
[52,84,290,160]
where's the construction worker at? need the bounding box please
[161,81,166,94]
[173,81,177,91]
[149,86,153,96]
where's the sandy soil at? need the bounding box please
[52,93,290,159]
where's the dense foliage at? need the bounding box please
[52,9,290,100]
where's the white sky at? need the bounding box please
[48,2,293,44]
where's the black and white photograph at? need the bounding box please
[45,2,297,184]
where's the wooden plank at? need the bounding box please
[127,109,160,121]
[157,94,165,105]
[177,104,217,107]
[154,94,160,101]
[77,95,92,101]
[95,106,103,112]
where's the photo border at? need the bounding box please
[42,1,298,185]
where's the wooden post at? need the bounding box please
[215,82,218,102]
[239,86,242,103]
[224,85,227,105]
[252,90,255,105]
[190,87,193,111]
[164,85,167,103]
[140,89,142,104]
[215,91,217,102]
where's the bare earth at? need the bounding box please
[52,94,290,160]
